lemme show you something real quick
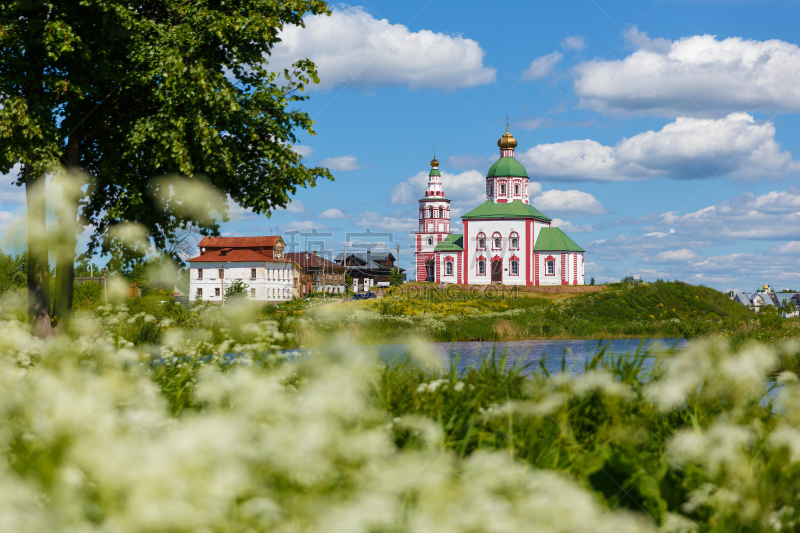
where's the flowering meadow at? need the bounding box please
[2,296,800,532]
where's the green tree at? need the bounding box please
[589,277,595,286]
[0,0,332,334]
[389,268,404,286]
[224,279,249,301]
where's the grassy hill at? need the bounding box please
[299,280,795,346]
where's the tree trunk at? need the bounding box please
[25,163,53,338]
[53,137,81,330]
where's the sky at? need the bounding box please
[3,0,800,290]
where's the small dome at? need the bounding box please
[497,123,518,150]
[430,156,439,168]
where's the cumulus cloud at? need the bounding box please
[643,249,701,264]
[574,27,800,117]
[770,241,800,255]
[318,208,348,220]
[550,218,594,233]
[0,164,25,206]
[270,6,495,91]
[355,211,417,233]
[533,189,607,216]
[391,169,487,209]
[291,145,314,158]
[319,155,366,172]
[523,51,563,81]
[278,220,328,232]
[518,113,800,182]
[561,35,586,51]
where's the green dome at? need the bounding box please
[487,156,528,178]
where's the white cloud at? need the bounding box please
[278,220,328,232]
[391,169,487,210]
[270,6,496,91]
[717,189,800,215]
[643,249,701,264]
[533,189,607,216]
[574,27,800,117]
[523,51,563,81]
[518,113,800,182]
[561,35,586,51]
[318,208,348,220]
[550,218,594,233]
[0,163,25,207]
[770,241,800,255]
[273,200,307,214]
[355,211,416,233]
[319,155,366,172]
[291,145,314,158]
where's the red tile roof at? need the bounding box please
[188,249,277,262]
[198,236,283,249]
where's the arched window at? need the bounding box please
[510,260,519,275]
[429,207,434,218]
[439,207,444,218]
[445,261,453,276]
[500,183,506,195]
[426,237,433,245]
[478,260,486,275]
[514,184,519,195]
[477,232,486,250]
[510,232,519,250]
[492,232,502,250]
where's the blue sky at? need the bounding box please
[4,0,800,290]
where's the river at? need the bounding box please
[375,338,688,374]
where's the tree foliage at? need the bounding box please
[0,0,333,330]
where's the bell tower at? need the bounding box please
[414,153,451,281]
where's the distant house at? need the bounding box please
[285,251,347,295]
[727,287,800,315]
[335,250,404,291]
[188,236,301,302]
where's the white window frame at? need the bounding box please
[445,261,453,276]
[197,268,203,279]
[510,260,519,275]
[546,260,555,276]
[478,260,486,276]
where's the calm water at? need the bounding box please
[375,338,688,375]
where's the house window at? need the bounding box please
[510,260,519,275]
[478,260,486,275]
[500,184,506,195]
[218,268,224,279]
[546,260,555,275]
[439,207,444,218]
[250,288,256,297]
[510,232,519,250]
[251,268,256,279]
[514,184,519,195]
[445,261,453,276]
[197,268,203,279]
[492,232,502,250]
[477,232,486,250]
[215,287,221,296]
[429,207,434,218]
[196,288,202,296]
[427,237,433,245]
[489,185,493,196]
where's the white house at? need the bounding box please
[415,125,585,285]
[188,236,301,303]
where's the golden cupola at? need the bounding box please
[497,123,518,150]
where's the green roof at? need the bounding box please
[419,197,450,202]
[462,200,551,221]
[534,227,584,252]
[487,156,528,178]
[434,234,463,252]
[429,169,441,177]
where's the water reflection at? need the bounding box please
[377,338,688,375]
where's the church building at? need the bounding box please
[415,126,585,286]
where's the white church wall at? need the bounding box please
[465,219,529,286]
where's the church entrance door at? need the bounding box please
[491,260,502,283]
[425,260,435,282]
